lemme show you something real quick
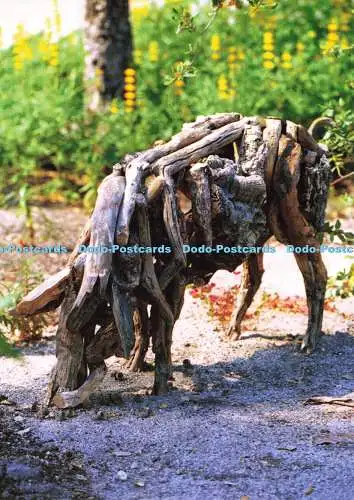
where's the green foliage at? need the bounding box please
[322,99,354,176]
[328,263,354,298]
[0,0,352,206]
[321,219,354,244]
[0,259,48,352]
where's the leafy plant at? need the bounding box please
[327,262,354,298]
[0,259,48,348]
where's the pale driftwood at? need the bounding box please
[305,392,354,408]
[286,120,324,153]
[116,158,148,245]
[263,118,282,195]
[285,120,298,143]
[146,175,165,204]
[12,267,71,316]
[52,363,107,409]
[153,117,248,176]
[115,113,242,245]
[67,173,126,332]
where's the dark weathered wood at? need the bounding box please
[127,302,150,372]
[185,163,213,246]
[136,197,174,322]
[45,281,85,406]
[111,280,134,358]
[86,321,123,365]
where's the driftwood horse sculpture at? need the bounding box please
[13,113,331,408]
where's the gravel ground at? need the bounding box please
[0,288,353,500]
[0,208,353,499]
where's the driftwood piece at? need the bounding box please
[85,321,123,365]
[111,281,134,358]
[67,219,91,266]
[67,173,126,332]
[52,363,107,409]
[263,118,282,196]
[146,175,165,204]
[115,113,242,244]
[153,117,248,176]
[185,163,213,246]
[12,268,71,316]
[127,302,150,372]
[45,281,85,406]
[136,197,174,322]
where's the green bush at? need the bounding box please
[0,0,352,206]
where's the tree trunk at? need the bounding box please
[84,0,132,111]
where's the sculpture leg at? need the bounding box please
[226,252,264,340]
[293,252,327,353]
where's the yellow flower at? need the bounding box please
[296,42,305,52]
[124,68,136,76]
[281,61,292,69]
[282,51,292,62]
[174,79,185,88]
[263,32,273,43]
[228,53,237,63]
[134,49,142,65]
[49,43,59,66]
[340,37,350,50]
[125,99,135,107]
[328,32,339,42]
[263,43,274,51]
[14,60,24,71]
[211,35,221,52]
[218,75,228,92]
[148,41,159,62]
[263,51,274,60]
[211,52,220,61]
[125,76,135,84]
[110,101,119,114]
[263,60,275,69]
[238,50,245,60]
[39,39,50,55]
[124,91,136,100]
[327,23,338,32]
[124,83,136,92]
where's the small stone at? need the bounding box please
[117,470,128,481]
[135,480,145,487]
[14,415,24,423]
[113,451,131,457]
[17,427,31,436]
